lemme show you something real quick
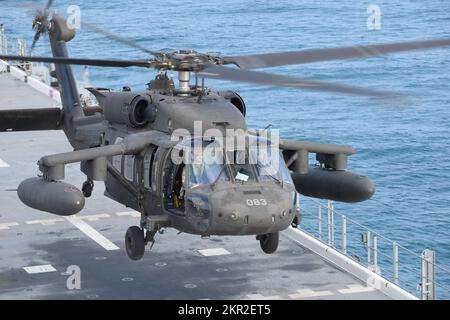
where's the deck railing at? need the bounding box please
[298,196,450,300]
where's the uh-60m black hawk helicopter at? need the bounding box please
[1,2,450,260]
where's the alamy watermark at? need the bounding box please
[51,5,81,30]
[65,265,81,290]
[367,5,381,30]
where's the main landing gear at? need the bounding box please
[125,226,158,261]
[257,232,279,254]
[125,226,145,260]
[125,216,170,260]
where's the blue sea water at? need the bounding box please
[1,0,450,298]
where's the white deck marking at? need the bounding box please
[246,294,283,300]
[65,216,120,251]
[116,211,141,218]
[198,248,231,257]
[25,218,64,226]
[0,158,10,168]
[0,222,19,230]
[23,264,56,274]
[78,214,110,222]
[338,284,376,294]
[288,289,333,299]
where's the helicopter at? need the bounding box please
[1,2,450,261]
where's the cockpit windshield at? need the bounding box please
[183,139,229,188]
[176,136,293,188]
[226,150,257,183]
[240,136,293,185]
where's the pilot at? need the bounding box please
[79,93,89,108]
[173,165,186,209]
[190,149,223,186]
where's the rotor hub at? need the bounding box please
[153,50,229,72]
[30,3,53,53]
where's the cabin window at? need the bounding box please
[144,146,157,189]
[151,148,164,192]
[123,155,135,182]
[112,137,124,171]
[112,155,122,171]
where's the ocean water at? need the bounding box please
[1,0,450,298]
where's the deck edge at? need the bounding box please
[285,227,418,300]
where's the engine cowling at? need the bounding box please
[217,91,246,116]
[96,92,155,127]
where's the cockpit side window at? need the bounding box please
[174,136,292,187]
[248,137,293,186]
[278,151,294,185]
[166,163,186,212]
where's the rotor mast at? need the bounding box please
[178,71,191,95]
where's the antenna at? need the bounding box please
[197,77,206,103]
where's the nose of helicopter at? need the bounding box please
[208,185,294,236]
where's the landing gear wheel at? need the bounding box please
[82,180,94,198]
[125,226,145,260]
[258,232,279,254]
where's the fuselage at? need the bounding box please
[96,88,295,236]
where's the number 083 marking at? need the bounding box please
[246,199,267,206]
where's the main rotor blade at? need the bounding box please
[29,34,40,53]
[228,38,450,69]
[0,55,154,68]
[44,0,53,11]
[198,65,400,98]
[81,22,159,56]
